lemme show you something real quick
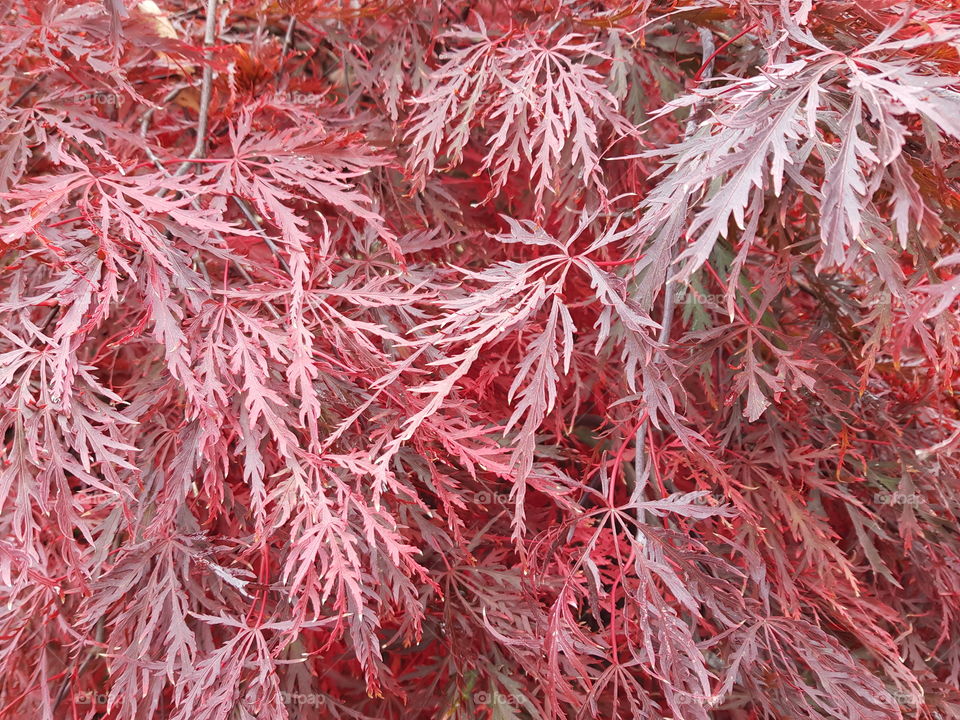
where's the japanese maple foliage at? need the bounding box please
[2,0,960,718]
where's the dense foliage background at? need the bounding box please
[2,0,960,718]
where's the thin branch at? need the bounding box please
[281,16,297,58]
[9,80,38,108]
[140,84,190,170]
[233,196,294,277]
[694,23,756,83]
[174,0,219,177]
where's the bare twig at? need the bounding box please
[281,16,297,58]
[139,84,190,169]
[9,79,38,108]
[233,197,293,277]
[174,0,219,177]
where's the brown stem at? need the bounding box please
[175,0,218,177]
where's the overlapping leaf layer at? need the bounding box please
[1,1,960,718]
